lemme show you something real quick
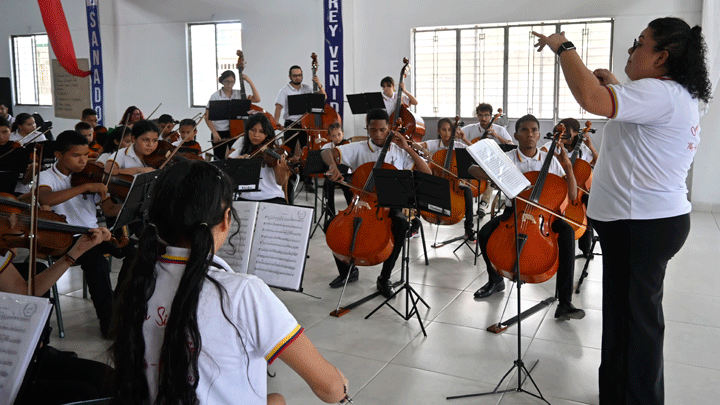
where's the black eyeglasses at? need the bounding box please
[631,39,641,52]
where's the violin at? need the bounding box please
[563,121,595,239]
[300,53,341,150]
[144,139,204,169]
[486,124,569,284]
[471,108,503,143]
[71,163,134,200]
[228,50,282,137]
[421,117,485,226]
[389,58,425,143]
[325,133,396,266]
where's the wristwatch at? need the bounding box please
[556,41,576,56]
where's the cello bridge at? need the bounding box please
[521,212,537,224]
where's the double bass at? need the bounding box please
[563,121,595,239]
[325,134,396,267]
[486,124,569,284]
[228,51,281,137]
[300,53,342,150]
[389,58,425,143]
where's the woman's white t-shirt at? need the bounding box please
[588,78,699,221]
[143,247,302,405]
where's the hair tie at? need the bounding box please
[199,222,208,228]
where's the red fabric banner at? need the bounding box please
[37,0,91,77]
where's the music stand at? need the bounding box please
[111,171,161,232]
[208,99,252,121]
[210,158,261,192]
[0,146,33,193]
[346,92,384,114]
[364,169,451,337]
[287,93,326,116]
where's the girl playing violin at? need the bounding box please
[417,118,475,239]
[10,112,47,145]
[0,117,39,196]
[104,120,159,176]
[380,76,418,116]
[37,130,123,337]
[112,160,350,405]
[173,118,200,149]
[469,115,585,321]
[157,114,179,142]
[228,114,289,204]
[534,17,712,404]
[95,125,133,168]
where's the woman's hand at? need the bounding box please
[532,31,569,54]
[593,69,620,85]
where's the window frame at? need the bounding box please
[412,18,613,121]
[11,33,52,107]
[187,20,243,108]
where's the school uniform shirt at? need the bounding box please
[144,247,302,405]
[336,139,415,171]
[588,78,699,221]
[206,89,244,132]
[9,130,47,145]
[275,83,313,122]
[505,148,565,207]
[37,163,100,229]
[541,141,593,164]
[382,91,410,116]
[462,123,512,145]
[96,152,112,166]
[424,138,467,155]
[2,114,14,126]
[228,146,285,201]
[0,250,15,276]
[106,145,146,169]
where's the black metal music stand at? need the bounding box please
[111,170,161,232]
[346,92,385,114]
[364,169,451,337]
[210,158,261,193]
[207,99,251,121]
[447,197,550,404]
[301,149,330,237]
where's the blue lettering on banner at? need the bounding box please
[86,0,104,126]
[324,0,343,120]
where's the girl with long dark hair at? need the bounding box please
[112,161,349,404]
[534,17,712,404]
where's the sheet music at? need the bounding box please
[247,203,312,291]
[466,139,530,199]
[217,201,260,275]
[0,293,52,405]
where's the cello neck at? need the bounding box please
[364,133,394,192]
[529,124,565,203]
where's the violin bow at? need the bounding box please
[144,103,163,121]
[158,115,205,170]
[27,143,43,296]
[247,113,309,159]
[17,126,53,146]
[104,112,133,188]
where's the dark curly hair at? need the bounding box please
[648,17,712,103]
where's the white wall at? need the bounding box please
[1,0,718,207]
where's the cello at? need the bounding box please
[325,133,396,267]
[300,53,341,150]
[228,50,281,137]
[420,117,478,226]
[389,58,425,143]
[470,108,503,144]
[486,124,569,284]
[562,121,594,239]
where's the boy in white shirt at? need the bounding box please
[469,115,584,321]
[38,130,123,337]
[104,120,159,175]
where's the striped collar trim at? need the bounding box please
[159,254,189,264]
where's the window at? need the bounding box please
[12,34,52,106]
[188,22,242,107]
[413,19,613,120]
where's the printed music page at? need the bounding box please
[466,139,530,199]
[247,203,312,291]
[0,292,52,405]
[217,201,260,275]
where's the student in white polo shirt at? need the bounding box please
[228,114,290,204]
[38,130,123,338]
[462,103,514,215]
[0,100,14,126]
[112,161,350,405]
[469,115,585,321]
[534,17,712,404]
[380,75,418,116]
[104,120,159,176]
[204,70,261,159]
[321,108,432,298]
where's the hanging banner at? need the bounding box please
[86,0,105,126]
[324,0,343,120]
[37,0,91,78]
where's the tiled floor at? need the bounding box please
[48,194,720,404]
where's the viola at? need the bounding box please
[300,53,341,150]
[0,193,126,256]
[486,124,569,284]
[421,117,485,226]
[228,50,282,137]
[325,134,395,266]
[389,58,425,143]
